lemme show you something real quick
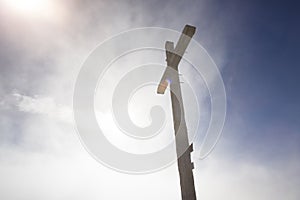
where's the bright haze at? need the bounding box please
[0,0,299,199]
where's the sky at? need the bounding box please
[0,0,300,199]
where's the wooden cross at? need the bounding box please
[157,24,197,200]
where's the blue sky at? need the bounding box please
[0,0,299,199]
[211,0,300,160]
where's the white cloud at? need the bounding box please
[195,155,300,200]
[11,92,73,123]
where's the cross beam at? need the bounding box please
[157,25,197,200]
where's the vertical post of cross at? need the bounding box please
[157,25,197,200]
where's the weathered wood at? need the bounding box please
[157,25,197,200]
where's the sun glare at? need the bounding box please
[3,0,59,19]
